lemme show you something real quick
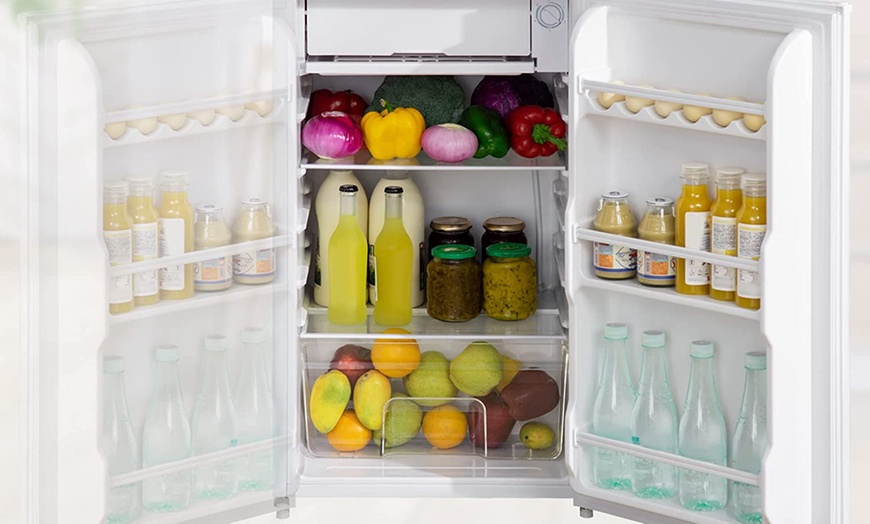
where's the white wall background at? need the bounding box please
[0,1,867,523]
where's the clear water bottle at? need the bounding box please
[102,356,139,523]
[678,340,728,511]
[592,323,636,490]
[191,335,239,500]
[142,345,192,512]
[731,352,767,523]
[630,331,678,499]
[235,327,274,491]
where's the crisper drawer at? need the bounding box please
[305,0,532,57]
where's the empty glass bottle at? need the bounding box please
[630,331,678,499]
[731,352,767,523]
[592,323,636,490]
[142,345,192,512]
[102,356,139,523]
[678,340,728,511]
[235,327,275,491]
[192,335,239,500]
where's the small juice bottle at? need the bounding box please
[709,167,745,301]
[675,162,712,295]
[104,182,134,314]
[373,186,413,326]
[328,184,368,325]
[158,171,195,300]
[232,199,276,285]
[127,177,160,306]
[736,173,767,310]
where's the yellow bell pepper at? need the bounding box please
[361,99,425,160]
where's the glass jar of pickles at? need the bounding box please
[427,245,482,322]
[483,242,537,321]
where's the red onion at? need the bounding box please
[421,124,478,163]
[302,111,363,160]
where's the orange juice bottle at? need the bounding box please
[103,182,134,314]
[127,177,160,306]
[158,171,195,299]
[709,167,745,301]
[736,174,767,310]
[675,162,712,295]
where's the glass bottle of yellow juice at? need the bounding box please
[736,173,767,310]
[127,177,160,306]
[328,184,368,325]
[104,182,134,314]
[373,186,413,327]
[709,167,745,301]
[158,171,195,300]
[675,162,712,295]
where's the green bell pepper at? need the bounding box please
[459,105,510,159]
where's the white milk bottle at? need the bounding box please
[194,205,233,292]
[314,170,368,307]
[368,172,424,307]
[232,199,275,285]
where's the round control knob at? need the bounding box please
[536,3,565,29]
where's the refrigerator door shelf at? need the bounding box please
[104,90,287,124]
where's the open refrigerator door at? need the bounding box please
[21,1,305,522]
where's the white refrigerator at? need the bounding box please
[17,0,850,523]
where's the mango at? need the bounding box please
[372,393,423,448]
[449,341,503,397]
[496,354,521,392]
[309,370,351,434]
[353,370,392,430]
[519,421,556,450]
[404,351,458,406]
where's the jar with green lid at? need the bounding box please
[427,245,482,322]
[483,242,537,321]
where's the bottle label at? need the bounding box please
[313,237,322,287]
[737,223,766,300]
[234,248,275,277]
[683,211,710,286]
[593,241,637,275]
[195,256,233,285]
[367,244,377,302]
[159,218,186,291]
[132,222,159,297]
[711,216,737,292]
[104,229,132,304]
[637,250,675,281]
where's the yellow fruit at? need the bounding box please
[353,370,392,430]
[326,410,372,452]
[422,405,468,450]
[496,354,521,392]
[371,328,421,378]
[309,370,351,434]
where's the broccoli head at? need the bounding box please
[365,76,466,127]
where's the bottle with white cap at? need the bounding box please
[234,327,274,491]
[630,331,678,499]
[102,356,139,523]
[191,335,239,500]
[731,352,767,523]
[678,340,728,511]
[142,345,192,512]
[104,182,134,314]
[158,171,195,299]
[591,323,636,490]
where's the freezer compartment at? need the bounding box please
[301,338,567,461]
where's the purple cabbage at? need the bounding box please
[470,74,555,118]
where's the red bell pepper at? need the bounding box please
[505,105,567,158]
[307,89,367,121]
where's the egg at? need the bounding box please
[216,105,246,121]
[712,97,745,127]
[245,100,273,117]
[624,84,655,113]
[158,113,187,130]
[127,117,158,135]
[188,110,216,126]
[683,94,713,123]
[654,88,683,118]
[596,80,626,109]
[743,113,766,132]
[104,122,127,140]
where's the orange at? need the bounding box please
[326,410,372,452]
[422,405,468,449]
[371,328,421,379]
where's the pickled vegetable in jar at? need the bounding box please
[483,242,537,321]
[482,217,527,263]
[637,197,676,287]
[426,245,482,322]
[428,217,474,262]
[593,191,637,280]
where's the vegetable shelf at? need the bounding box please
[300,149,566,172]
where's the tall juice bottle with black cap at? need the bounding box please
[328,184,368,325]
[373,186,413,326]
